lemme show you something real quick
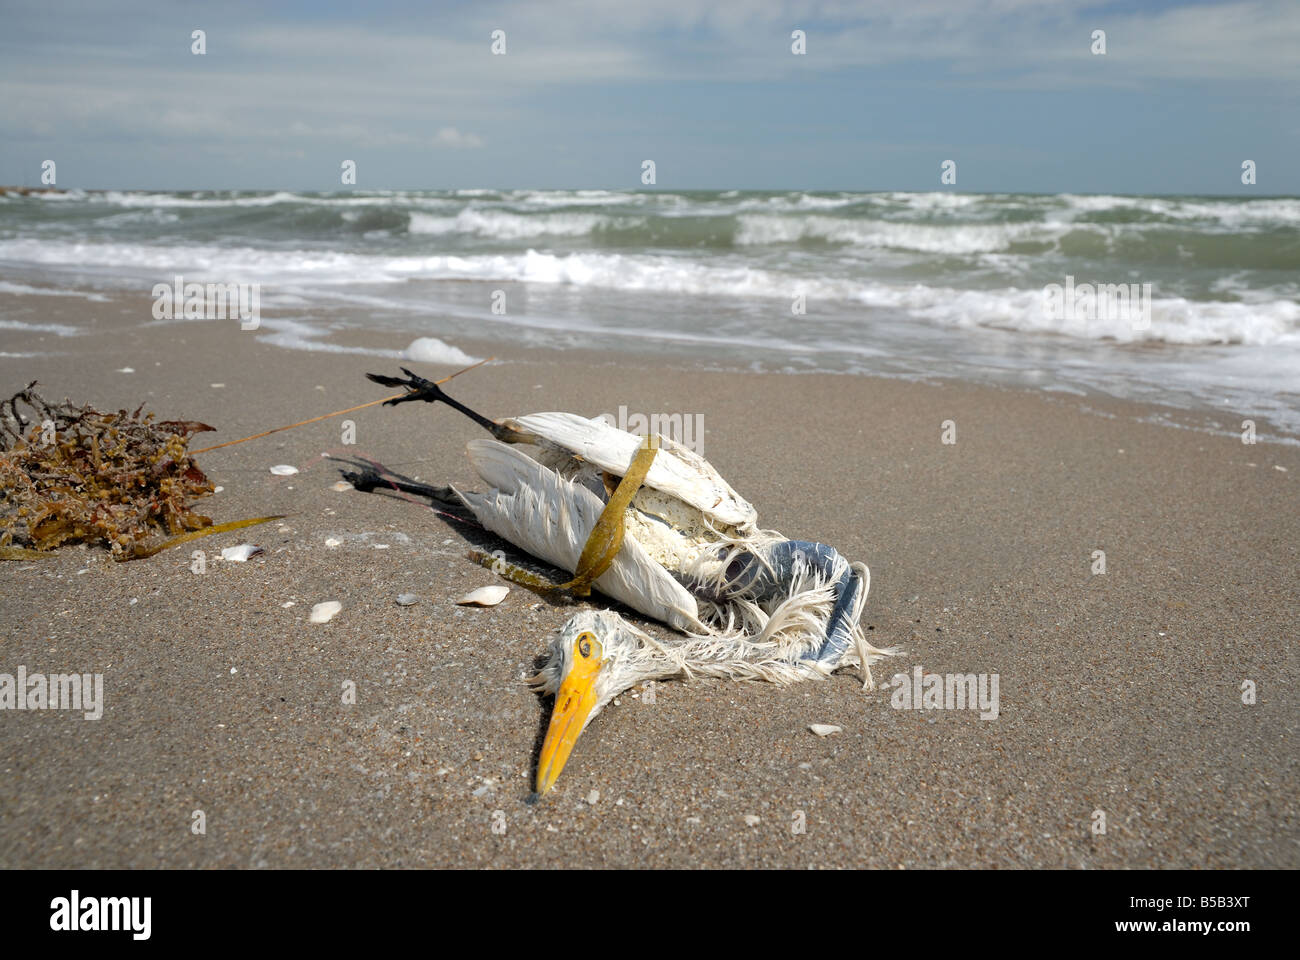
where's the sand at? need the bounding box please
[1,292,1296,868]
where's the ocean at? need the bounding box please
[1,188,1297,436]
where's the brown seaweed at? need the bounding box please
[0,381,218,559]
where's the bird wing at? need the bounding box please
[504,411,757,529]
[451,438,705,635]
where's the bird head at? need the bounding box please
[528,609,657,798]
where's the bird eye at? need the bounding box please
[578,635,592,658]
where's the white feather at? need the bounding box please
[505,411,757,529]
[452,439,704,634]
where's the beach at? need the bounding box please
[2,291,1296,869]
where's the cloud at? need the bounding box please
[434,127,485,149]
[0,0,1293,189]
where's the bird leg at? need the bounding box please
[343,464,451,500]
[339,463,475,521]
[365,367,535,443]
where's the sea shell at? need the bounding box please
[331,481,353,491]
[808,723,842,737]
[743,815,761,827]
[309,601,342,623]
[455,585,510,607]
[395,593,420,606]
[269,465,298,476]
[220,544,263,562]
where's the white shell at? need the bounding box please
[270,465,298,476]
[220,544,263,562]
[455,585,510,607]
[808,723,842,737]
[332,481,352,491]
[395,593,419,606]
[743,815,761,827]
[309,601,342,623]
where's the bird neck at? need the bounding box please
[623,634,819,688]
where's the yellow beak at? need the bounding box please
[535,634,603,797]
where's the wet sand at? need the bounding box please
[1,293,1297,868]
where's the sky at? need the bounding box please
[1,0,1297,194]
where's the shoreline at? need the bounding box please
[5,289,1299,449]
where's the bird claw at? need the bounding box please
[340,467,383,492]
[366,368,447,406]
